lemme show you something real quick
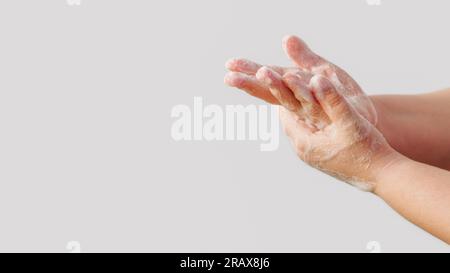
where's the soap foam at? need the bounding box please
[286,72,380,192]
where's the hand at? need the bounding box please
[224,35,378,125]
[268,71,397,191]
[224,35,398,191]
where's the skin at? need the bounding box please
[372,92,450,171]
[224,35,450,244]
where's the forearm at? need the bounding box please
[374,154,450,243]
[371,90,450,170]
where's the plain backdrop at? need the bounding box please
[0,0,449,252]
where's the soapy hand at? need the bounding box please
[224,35,396,191]
[277,71,395,191]
[224,35,378,125]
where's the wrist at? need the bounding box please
[371,150,411,196]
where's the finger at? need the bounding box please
[282,72,314,103]
[283,73,330,127]
[312,64,359,96]
[283,35,326,70]
[310,75,355,122]
[224,72,280,104]
[225,58,261,75]
[255,67,301,112]
[226,58,286,75]
[282,36,364,98]
[225,59,287,104]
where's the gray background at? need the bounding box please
[0,0,449,252]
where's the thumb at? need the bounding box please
[283,35,326,70]
[310,75,354,122]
